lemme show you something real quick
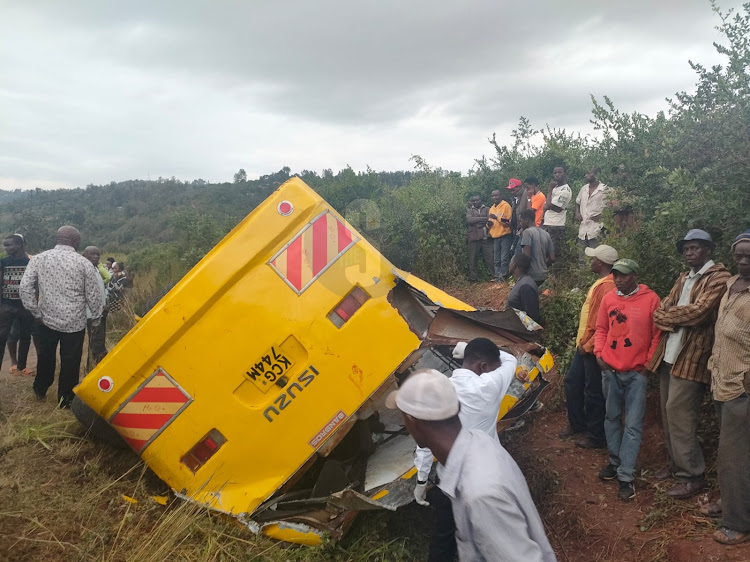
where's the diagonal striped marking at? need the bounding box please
[127,387,189,403]
[286,236,302,290]
[145,375,180,388]
[112,426,156,440]
[269,211,358,294]
[312,214,328,275]
[111,412,175,429]
[337,219,352,252]
[118,401,184,415]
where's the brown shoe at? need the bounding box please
[652,467,673,481]
[559,426,583,439]
[575,436,607,449]
[666,480,707,499]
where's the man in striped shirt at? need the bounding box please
[708,230,750,545]
[648,230,730,499]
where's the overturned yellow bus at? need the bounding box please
[73,177,553,545]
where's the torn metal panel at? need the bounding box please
[364,434,418,491]
[426,308,536,349]
[387,282,435,337]
[447,309,543,341]
[391,269,474,311]
[329,473,416,513]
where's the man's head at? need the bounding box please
[386,369,462,450]
[462,338,501,375]
[3,234,24,258]
[584,167,601,184]
[56,226,82,250]
[523,177,539,194]
[491,189,502,205]
[585,245,618,274]
[731,230,750,279]
[509,253,531,279]
[519,208,536,229]
[106,257,115,268]
[470,195,483,209]
[82,246,101,266]
[553,166,566,185]
[676,229,715,270]
[505,178,523,197]
[611,258,639,294]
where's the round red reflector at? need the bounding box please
[98,376,114,392]
[277,201,293,216]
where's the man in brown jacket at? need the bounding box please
[466,195,493,282]
[648,229,731,499]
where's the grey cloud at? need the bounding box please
[0,0,744,188]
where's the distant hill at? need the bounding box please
[0,167,413,254]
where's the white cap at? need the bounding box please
[584,244,619,265]
[452,342,468,359]
[385,369,459,421]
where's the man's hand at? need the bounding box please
[640,369,652,377]
[577,344,588,355]
[597,357,615,372]
[590,213,602,222]
[575,211,583,222]
[515,367,531,384]
[489,213,498,220]
[414,481,429,506]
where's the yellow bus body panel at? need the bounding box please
[76,177,472,517]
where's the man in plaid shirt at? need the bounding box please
[648,229,731,499]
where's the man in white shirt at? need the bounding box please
[387,368,556,562]
[20,226,104,408]
[412,338,520,561]
[575,167,610,265]
[543,166,572,274]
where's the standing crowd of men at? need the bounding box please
[559,227,750,546]
[0,226,133,408]
[468,165,616,327]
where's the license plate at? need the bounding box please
[245,346,294,393]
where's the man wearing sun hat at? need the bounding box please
[647,229,730,499]
[594,258,661,501]
[561,244,618,449]
[387,369,556,561]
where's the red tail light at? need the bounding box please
[328,286,370,328]
[181,429,226,473]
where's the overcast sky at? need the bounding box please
[0,0,742,189]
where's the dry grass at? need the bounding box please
[0,369,427,561]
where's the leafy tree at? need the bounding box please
[233,168,247,183]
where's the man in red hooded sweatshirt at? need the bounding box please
[594,259,661,501]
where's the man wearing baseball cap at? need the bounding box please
[388,369,556,561]
[647,229,730,499]
[561,244,618,449]
[594,258,661,501]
